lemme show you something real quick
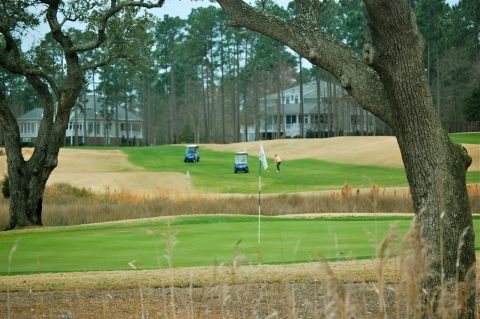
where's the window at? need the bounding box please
[131,123,140,132]
[286,115,297,125]
[295,95,299,103]
[88,123,94,134]
[20,122,37,134]
[120,123,125,131]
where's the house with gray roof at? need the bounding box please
[241,79,388,140]
[17,94,144,146]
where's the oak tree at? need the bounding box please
[217,0,476,316]
[0,0,165,229]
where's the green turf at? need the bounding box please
[122,145,479,193]
[449,132,480,144]
[2,215,480,275]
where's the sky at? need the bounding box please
[23,0,461,51]
[158,0,460,19]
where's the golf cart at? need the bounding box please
[184,144,200,163]
[234,152,249,173]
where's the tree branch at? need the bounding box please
[0,87,23,161]
[0,26,60,97]
[71,0,166,54]
[216,0,395,127]
[294,0,323,26]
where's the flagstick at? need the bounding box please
[258,158,262,244]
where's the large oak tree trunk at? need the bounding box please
[6,148,53,229]
[217,0,476,316]
[364,2,475,304]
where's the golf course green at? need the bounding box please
[1,215,480,275]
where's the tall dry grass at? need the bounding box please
[0,183,479,228]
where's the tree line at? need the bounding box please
[2,0,478,146]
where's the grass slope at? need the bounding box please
[449,132,480,144]
[122,145,479,193]
[2,215,480,275]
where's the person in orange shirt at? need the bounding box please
[274,154,282,172]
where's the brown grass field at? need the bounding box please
[0,137,479,318]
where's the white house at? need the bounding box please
[241,80,387,141]
[17,94,144,146]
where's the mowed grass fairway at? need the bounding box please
[125,146,409,193]
[2,215,480,275]
[449,132,480,144]
[123,145,479,193]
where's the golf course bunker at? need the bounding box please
[52,149,192,195]
[0,149,192,196]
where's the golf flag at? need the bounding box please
[259,143,268,171]
[258,143,268,244]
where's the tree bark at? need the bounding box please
[275,45,282,139]
[254,71,260,141]
[217,0,476,316]
[235,39,241,142]
[220,38,226,144]
[93,71,97,146]
[315,69,321,135]
[299,54,304,137]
